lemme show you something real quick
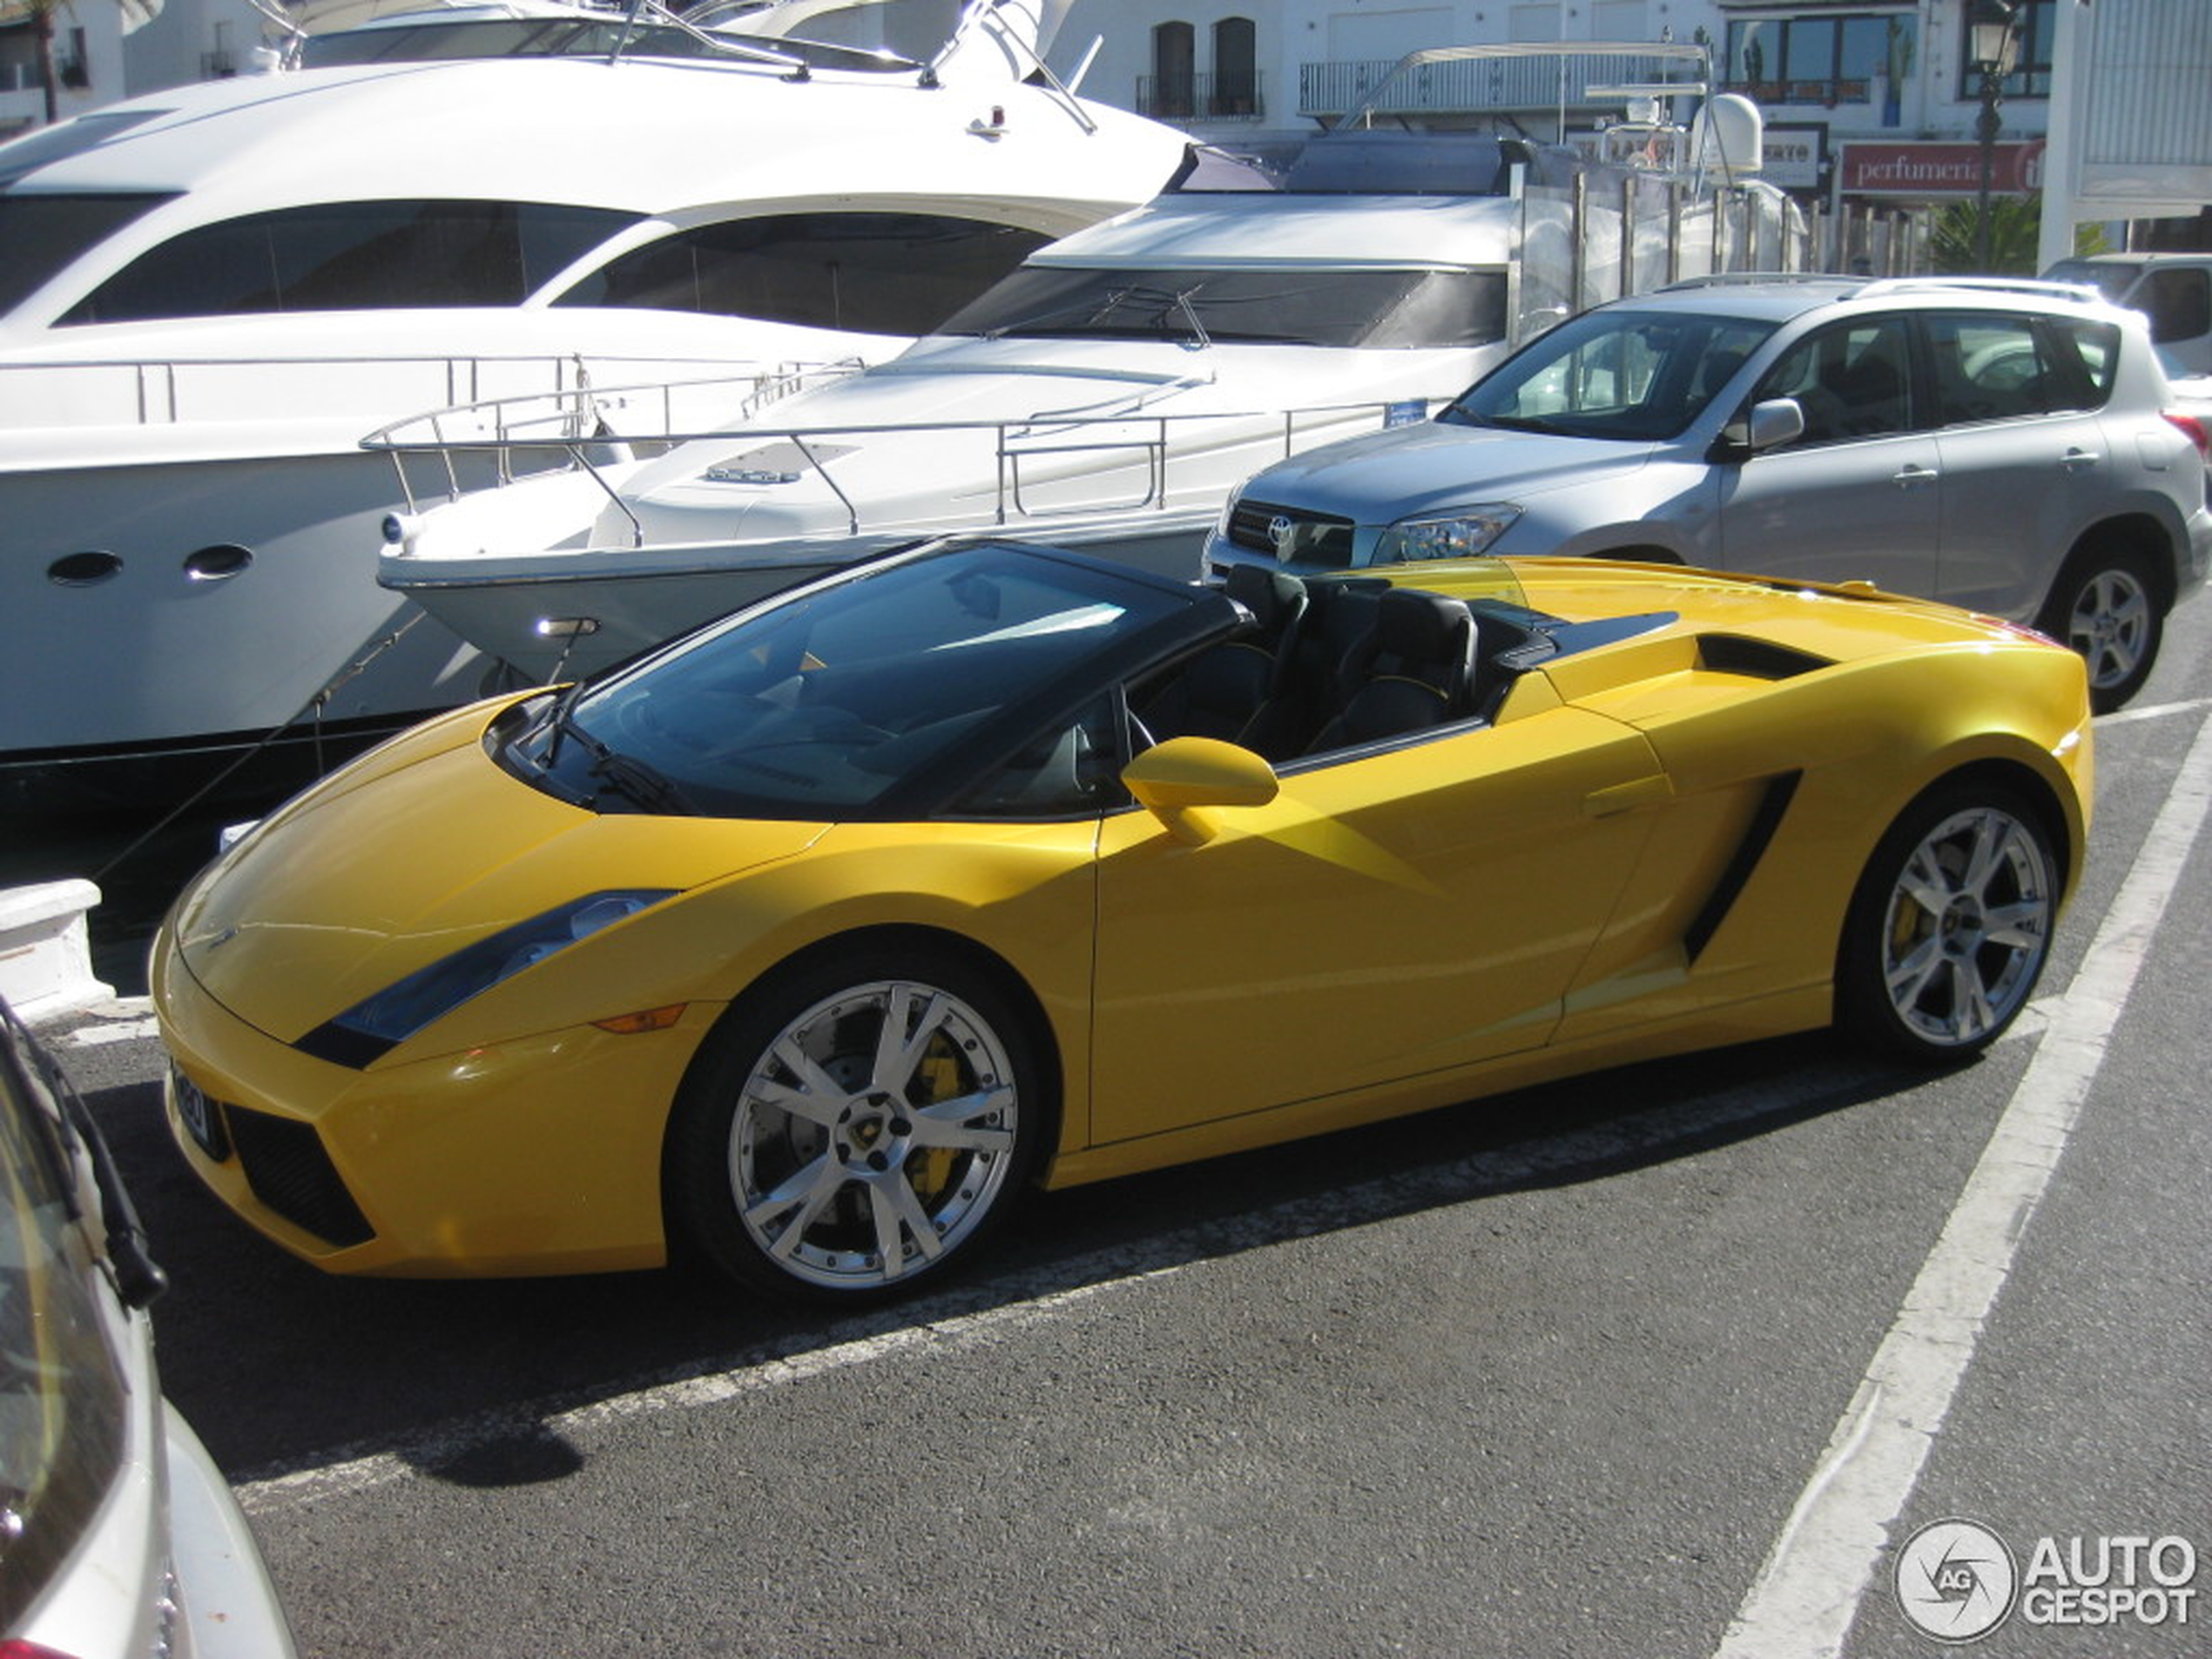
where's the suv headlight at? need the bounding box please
[1374,505,1522,563]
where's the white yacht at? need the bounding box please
[0,0,1190,805]
[381,75,1802,683]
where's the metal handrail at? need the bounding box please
[366,382,1437,549]
[0,349,833,429]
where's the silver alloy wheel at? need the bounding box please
[1878,805,2054,1049]
[2061,564,2154,694]
[728,978,1018,1291]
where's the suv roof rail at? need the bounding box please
[1659,272,1856,291]
[1657,272,2112,305]
[1848,275,2108,303]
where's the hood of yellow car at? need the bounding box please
[171,708,824,1042]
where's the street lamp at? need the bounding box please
[1969,0,2021,271]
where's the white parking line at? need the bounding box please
[236,1042,1905,1514]
[236,1271,1183,1514]
[1711,704,2212,1658]
[2094,692,2212,728]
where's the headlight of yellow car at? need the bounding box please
[296,888,675,1067]
[1374,504,1522,563]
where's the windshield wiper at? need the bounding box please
[588,748,698,815]
[534,688,698,814]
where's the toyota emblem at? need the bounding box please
[1267,515,1297,555]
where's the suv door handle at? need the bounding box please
[1892,464,1939,489]
[2060,448,2101,471]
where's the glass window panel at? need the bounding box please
[556,212,1050,335]
[59,199,636,323]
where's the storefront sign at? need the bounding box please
[1839,139,2047,197]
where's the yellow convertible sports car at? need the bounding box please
[152,539,2091,1300]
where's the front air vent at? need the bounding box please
[226,1105,374,1247]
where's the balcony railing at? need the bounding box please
[1135,71,1266,123]
[1299,51,1695,121]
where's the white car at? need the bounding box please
[1208,274,2212,711]
[0,998,295,1657]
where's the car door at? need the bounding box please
[1087,705,1669,1146]
[1925,310,2118,619]
[1716,313,1942,597]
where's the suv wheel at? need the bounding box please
[2038,539,2161,713]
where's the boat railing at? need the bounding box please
[364,382,1439,549]
[0,350,856,432]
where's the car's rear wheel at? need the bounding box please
[2040,541,2161,712]
[1836,782,2058,1064]
[667,947,1042,1300]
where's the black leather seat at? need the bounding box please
[1307,588,1479,752]
[1138,563,1309,752]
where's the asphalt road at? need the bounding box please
[37,589,2212,1659]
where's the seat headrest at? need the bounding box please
[1224,562,1308,631]
[1376,588,1472,662]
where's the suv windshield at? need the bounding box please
[1442,306,1779,440]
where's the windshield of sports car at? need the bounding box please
[939,266,1509,349]
[503,544,1203,819]
[1440,307,1779,440]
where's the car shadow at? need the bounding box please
[85,1028,1920,1484]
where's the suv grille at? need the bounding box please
[227,1106,374,1248]
[1226,498,1357,568]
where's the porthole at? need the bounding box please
[47,550,124,587]
[184,543,253,582]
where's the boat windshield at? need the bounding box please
[1440,306,1780,442]
[939,265,1507,350]
[512,544,1197,819]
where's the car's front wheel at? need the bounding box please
[1836,781,2058,1064]
[2040,541,2161,712]
[667,946,1043,1300]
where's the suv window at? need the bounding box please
[2137,266,2210,344]
[1927,313,2116,424]
[1753,314,1914,443]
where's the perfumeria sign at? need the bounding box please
[1894,1519,2200,1642]
[1840,140,2047,198]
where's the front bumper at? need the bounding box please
[153,935,721,1277]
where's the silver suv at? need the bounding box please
[1207,275,2212,710]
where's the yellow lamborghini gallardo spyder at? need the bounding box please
[152,538,2092,1301]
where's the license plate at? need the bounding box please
[171,1065,229,1160]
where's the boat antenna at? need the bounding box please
[925,0,1096,133]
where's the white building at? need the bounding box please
[1048,0,2195,232]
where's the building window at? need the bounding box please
[1211,17,1257,118]
[1953,0,2056,100]
[1150,22,1195,119]
[1725,12,1917,109]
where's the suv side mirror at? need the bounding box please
[1719,397,1808,459]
